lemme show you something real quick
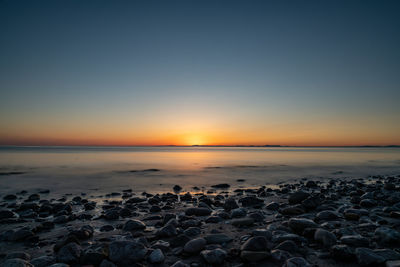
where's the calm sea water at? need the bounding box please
[0,146,399,196]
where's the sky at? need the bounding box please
[0,0,399,146]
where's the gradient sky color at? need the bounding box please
[1,0,399,146]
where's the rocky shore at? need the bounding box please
[1,174,400,267]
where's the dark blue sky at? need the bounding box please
[1,0,399,145]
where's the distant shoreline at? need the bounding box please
[0,145,399,148]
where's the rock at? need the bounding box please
[56,242,81,264]
[170,234,190,247]
[315,210,341,221]
[104,209,119,220]
[48,264,69,267]
[156,223,177,237]
[183,238,206,254]
[330,244,354,261]
[275,240,297,253]
[284,257,311,267]
[184,227,201,237]
[340,235,369,247]
[10,229,34,241]
[148,248,165,263]
[201,248,227,265]
[0,209,17,219]
[239,196,264,207]
[30,256,56,267]
[252,229,272,240]
[173,185,182,191]
[231,207,247,218]
[280,206,305,215]
[204,234,233,244]
[211,183,230,188]
[3,194,17,200]
[27,194,40,201]
[149,205,161,212]
[301,195,321,210]
[223,198,239,211]
[374,227,400,246]
[240,251,271,262]
[108,241,147,265]
[306,181,317,188]
[205,215,222,223]
[5,252,30,261]
[185,207,211,216]
[241,236,268,251]
[123,219,146,231]
[314,229,337,247]
[288,191,310,204]
[271,249,292,262]
[99,259,116,267]
[53,215,69,224]
[100,225,114,232]
[266,202,280,210]
[355,248,385,266]
[231,217,254,227]
[373,249,400,261]
[2,259,33,267]
[288,218,317,233]
[386,260,400,267]
[360,199,377,208]
[80,249,106,266]
[171,261,190,267]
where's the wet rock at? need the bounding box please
[201,248,227,265]
[284,257,311,267]
[280,206,305,216]
[330,244,354,261]
[205,215,222,223]
[271,249,292,263]
[170,234,190,247]
[123,219,146,231]
[5,252,31,261]
[239,196,264,207]
[10,229,34,241]
[81,248,106,266]
[355,247,385,266]
[171,261,190,267]
[183,238,206,254]
[241,236,268,251]
[314,229,337,247]
[0,209,17,219]
[340,235,369,247]
[231,217,254,227]
[224,198,239,211]
[360,199,377,208]
[30,256,56,267]
[148,248,165,263]
[156,223,177,237]
[27,194,40,201]
[204,234,233,244]
[185,207,211,216]
[173,185,182,192]
[231,207,247,218]
[184,227,201,237]
[288,191,310,204]
[53,215,69,224]
[3,194,17,200]
[2,259,33,267]
[104,209,119,220]
[211,183,230,188]
[99,259,116,267]
[109,240,147,265]
[288,218,317,233]
[252,229,272,240]
[266,202,280,211]
[275,240,297,253]
[373,249,400,261]
[374,227,400,246]
[315,210,341,221]
[301,195,321,210]
[100,225,114,232]
[56,242,82,264]
[386,260,400,267]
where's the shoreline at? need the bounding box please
[0,174,400,266]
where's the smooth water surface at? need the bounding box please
[0,146,399,196]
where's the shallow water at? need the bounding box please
[0,146,399,196]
